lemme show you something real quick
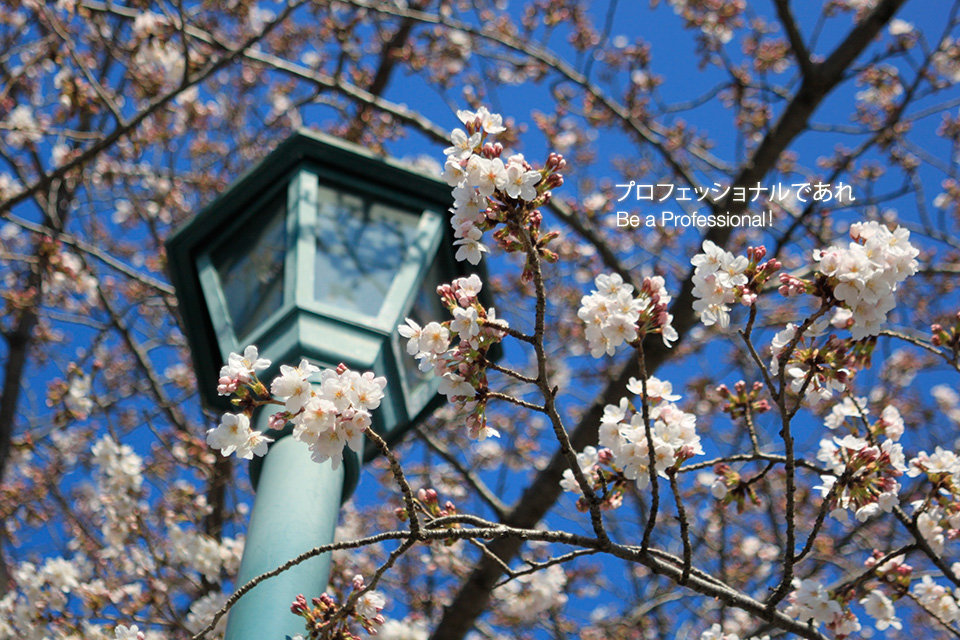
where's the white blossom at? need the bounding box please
[356,590,386,620]
[219,345,271,384]
[496,564,567,620]
[270,358,320,413]
[206,413,272,460]
[691,240,748,328]
[114,625,144,640]
[859,591,901,631]
[186,591,229,637]
[443,128,481,161]
[814,222,919,339]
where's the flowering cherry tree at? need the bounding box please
[2,1,960,640]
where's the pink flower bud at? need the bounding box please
[291,594,308,614]
[217,376,239,395]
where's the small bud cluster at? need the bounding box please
[443,106,564,278]
[290,580,386,640]
[708,463,761,513]
[577,272,678,357]
[395,488,460,545]
[715,380,770,420]
[865,551,913,592]
[397,275,507,440]
[931,312,960,362]
[769,318,874,403]
[691,241,780,328]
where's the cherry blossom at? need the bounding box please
[271,359,321,413]
[206,412,272,460]
[578,272,677,356]
[219,345,271,388]
[812,222,919,339]
[496,564,568,620]
[692,242,780,328]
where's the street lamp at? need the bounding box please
[166,130,485,639]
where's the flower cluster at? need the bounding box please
[816,434,906,522]
[810,221,920,339]
[206,412,273,460]
[559,446,601,495]
[282,367,386,470]
[785,579,860,637]
[114,625,146,640]
[290,576,386,639]
[823,397,905,440]
[217,344,271,395]
[859,590,902,631]
[168,524,243,583]
[209,346,386,470]
[691,243,780,328]
[560,376,701,506]
[495,564,568,621]
[913,575,960,624]
[90,435,145,548]
[442,106,564,272]
[768,318,873,403]
[377,618,429,640]
[698,624,769,640]
[578,272,678,357]
[186,591,230,638]
[398,275,506,440]
[908,445,960,485]
[905,447,960,552]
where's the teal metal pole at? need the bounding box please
[223,407,345,640]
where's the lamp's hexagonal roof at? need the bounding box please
[165,130,456,409]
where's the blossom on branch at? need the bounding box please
[811,221,919,340]
[578,272,677,357]
[397,275,507,440]
[691,242,779,328]
[206,412,272,460]
[209,347,386,469]
[561,376,701,508]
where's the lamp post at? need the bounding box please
[166,131,486,639]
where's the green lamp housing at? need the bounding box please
[166,130,492,498]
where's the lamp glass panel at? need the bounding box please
[314,185,421,317]
[211,199,286,340]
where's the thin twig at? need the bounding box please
[668,469,692,584]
